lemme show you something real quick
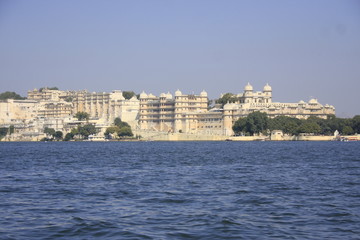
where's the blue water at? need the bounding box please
[0,141,359,239]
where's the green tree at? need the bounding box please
[232,112,269,136]
[9,125,15,135]
[247,111,269,135]
[342,126,354,135]
[39,87,59,92]
[64,96,73,102]
[75,112,90,121]
[122,91,136,100]
[54,131,63,140]
[283,121,300,135]
[118,126,133,137]
[268,116,301,135]
[64,132,74,141]
[352,115,360,134]
[298,122,321,134]
[232,118,247,135]
[0,91,26,100]
[0,127,8,139]
[114,117,130,128]
[44,127,55,137]
[215,93,238,107]
[104,126,120,138]
[77,124,97,139]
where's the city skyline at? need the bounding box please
[1,0,359,117]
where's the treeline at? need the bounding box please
[0,92,26,100]
[104,117,133,139]
[0,125,14,140]
[233,112,360,136]
[40,117,134,141]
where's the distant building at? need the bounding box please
[0,84,335,139]
[223,83,335,135]
[139,90,208,133]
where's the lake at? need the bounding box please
[0,141,359,239]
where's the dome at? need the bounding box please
[166,92,173,99]
[308,98,318,104]
[175,89,182,96]
[130,95,138,101]
[139,91,148,99]
[263,83,272,92]
[200,90,208,97]
[244,82,253,92]
[298,100,305,104]
[160,93,166,98]
[148,93,156,99]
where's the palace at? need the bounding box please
[0,84,335,140]
[222,83,335,135]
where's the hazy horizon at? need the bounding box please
[1,0,359,117]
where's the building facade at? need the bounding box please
[139,90,208,133]
[1,84,335,139]
[222,83,335,135]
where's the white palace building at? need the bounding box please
[0,83,335,139]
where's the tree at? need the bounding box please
[232,112,269,136]
[122,91,136,100]
[104,126,120,138]
[64,132,74,141]
[118,126,133,137]
[298,122,321,134]
[75,112,90,121]
[64,96,73,102]
[342,126,354,135]
[0,127,8,139]
[352,115,360,134]
[54,131,63,140]
[39,87,59,92]
[0,91,26,100]
[246,111,269,135]
[283,121,300,135]
[77,124,97,139]
[114,117,130,128]
[9,125,15,135]
[215,93,238,107]
[44,127,55,137]
[232,118,247,135]
[268,116,301,135]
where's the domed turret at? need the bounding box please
[166,92,173,99]
[160,93,166,98]
[200,90,208,97]
[263,83,272,92]
[309,98,318,104]
[175,89,182,96]
[298,100,305,104]
[148,93,156,99]
[244,83,253,92]
[139,91,148,99]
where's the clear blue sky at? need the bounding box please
[0,0,359,117]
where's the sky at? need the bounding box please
[0,0,359,117]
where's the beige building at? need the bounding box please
[0,99,38,124]
[72,90,139,126]
[139,90,208,133]
[222,83,335,135]
[27,88,140,126]
[1,84,336,140]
